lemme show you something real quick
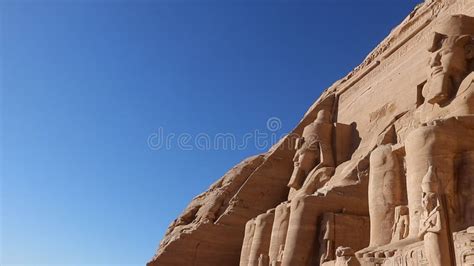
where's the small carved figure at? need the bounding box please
[319,213,335,265]
[417,166,453,266]
[288,110,335,189]
[391,205,409,242]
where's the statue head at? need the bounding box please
[421,192,438,213]
[315,109,331,123]
[426,15,474,105]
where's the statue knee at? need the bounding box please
[406,126,438,154]
[290,195,307,212]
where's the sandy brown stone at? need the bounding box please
[149,1,474,265]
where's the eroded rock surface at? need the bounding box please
[149,1,474,265]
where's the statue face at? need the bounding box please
[426,32,473,104]
[293,153,300,165]
[422,192,437,212]
[429,36,468,81]
[422,192,430,211]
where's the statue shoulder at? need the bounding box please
[457,72,474,96]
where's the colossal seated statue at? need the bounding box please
[240,108,367,266]
[242,13,474,266]
[407,14,474,237]
[357,14,474,265]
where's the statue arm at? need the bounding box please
[417,217,429,239]
[426,212,442,233]
[402,219,409,239]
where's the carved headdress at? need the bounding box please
[421,166,440,193]
[436,15,474,36]
[428,15,474,53]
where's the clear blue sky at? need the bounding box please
[1,1,420,265]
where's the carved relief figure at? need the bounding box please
[319,213,335,265]
[417,166,453,266]
[287,110,335,189]
[391,205,409,242]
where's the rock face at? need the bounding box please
[148,1,474,265]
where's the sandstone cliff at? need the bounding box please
[149,1,474,265]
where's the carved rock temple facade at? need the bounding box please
[148,1,474,265]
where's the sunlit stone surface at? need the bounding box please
[148,1,474,265]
